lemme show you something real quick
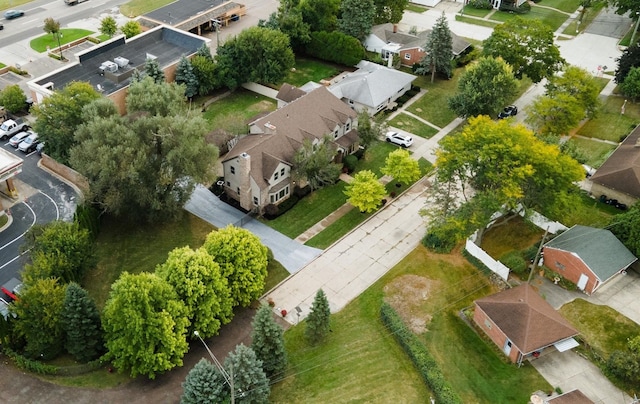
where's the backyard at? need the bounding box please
[30,29,95,53]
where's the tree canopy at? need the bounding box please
[373,0,409,24]
[0,84,27,114]
[61,282,104,362]
[216,27,294,89]
[69,79,218,221]
[338,0,375,41]
[606,0,640,17]
[32,81,101,164]
[482,17,564,83]
[300,0,340,32]
[293,138,341,190]
[344,170,386,213]
[100,16,118,37]
[175,56,199,99]
[416,12,453,82]
[102,272,190,379]
[305,289,331,344]
[609,203,640,257]
[202,226,269,307]
[181,358,228,404]
[448,56,518,117]
[224,344,270,403]
[615,44,640,84]
[121,20,142,38]
[621,66,640,101]
[251,304,287,379]
[381,149,421,185]
[156,247,233,338]
[307,31,365,66]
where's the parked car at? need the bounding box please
[4,10,24,19]
[1,278,23,301]
[18,132,39,153]
[582,164,596,178]
[0,23,4,30]
[385,131,413,148]
[8,130,30,147]
[498,105,518,119]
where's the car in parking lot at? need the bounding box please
[498,105,518,119]
[385,131,413,148]
[4,10,24,19]
[1,277,23,301]
[18,132,39,153]
[8,130,30,147]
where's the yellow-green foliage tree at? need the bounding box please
[344,170,386,213]
[381,149,421,185]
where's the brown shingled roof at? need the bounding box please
[546,389,594,404]
[590,125,640,199]
[475,284,578,354]
[276,83,307,104]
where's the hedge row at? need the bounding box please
[380,303,462,404]
[306,31,365,66]
[3,347,58,375]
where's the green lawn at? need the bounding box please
[120,0,174,17]
[407,69,461,128]
[263,182,348,239]
[481,216,544,259]
[535,0,581,13]
[577,97,640,143]
[388,113,439,137]
[281,57,340,87]
[460,5,493,18]
[456,15,500,29]
[271,247,551,402]
[555,191,618,228]
[354,141,399,176]
[567,137,616,168]
[406,3,427,13]
[30,29,95,53]
[0,0,31,10]
[202,89,276,132]
[306,208,370,249]
[490,7,569,31]
[562,1,605,35]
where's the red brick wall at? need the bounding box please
[400,48,426,67]
[473,304,521,363]
[543,247,596,294]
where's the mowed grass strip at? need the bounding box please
[305,208,368,249]
[408,69,461,128]
[490,7,569,31]
[119,0,174,17]
[264,182,348,239]
[481,216,544,259]
[388,113,439,138]
[282,57,340,87]
[568,137,616,168]
[578,97,640,142]
[353,140,398,176]
[30,29,94,53]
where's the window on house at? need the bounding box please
[230,166,235,174]
[279,189,286,199]
[274,172,279,180]
[404,53,411,60]
[270,194,275,203]
[484,319,492,329]
[236,187,240,194]
[253,197,258,205]
[280,168,285,176]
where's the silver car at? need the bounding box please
[8,130,30,147]
[18,132,39,153]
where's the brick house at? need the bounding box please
[221,86,359,213]
[543,225,636,295]
[590,124,640,207]
[473,284,579,365]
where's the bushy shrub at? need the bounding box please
[294,184,312,198]
[499,251,527,276]
[3,347,58,375]
[275,194,299,214]
[521,244,539,262]
[499,1,531,13]
[423,228,457,253]
[74,203,101,241]
[455,46,479,67]
[263,203,279,219]
[306,31,365,66]
[468,0,492,9]
[380,304,462,404]
[343,155,358,173]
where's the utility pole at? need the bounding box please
[527,227,549,283]
[194,331,240,401]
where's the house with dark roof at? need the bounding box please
[328,60,416,116]
[275,83,307,108]
[473,284,579,365]
[27,25,207,114]
[221,86,359,213]
[363,23,471,67]
[590,124,640,207]
[542,225,636,295]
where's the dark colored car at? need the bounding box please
[4,10,25,20]
[0,23,4,30]
[498,105,518,119]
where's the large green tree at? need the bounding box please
[429,115,583,246]
[300,0,340,32]
[156,247,233,338]
[293,138,341,191]
[526,92,585,136]
[416,12,453,82]
[621,66,640,101]
[482,17,564,83]
[22,221,95,285]
[32,81,101,164]
[202,226,269,307]
[69,80,218,221]
[609,203,640,257]
[338,0,375,41]
[259,8,311,52]
[606,0,640,16]
[305,289,331,344]
[251,304,287,379]
[144,57,165,84]
[224,344,270,403]
[181,358,228,404]
[61,282,104,362]
[102,272,190,379]
[344,170,386,213]
[175,56,199,99]
[546,66,600,118]
[12,278,67,360]
[448,56,518,117]
[120,20,142,38]
[0,84,27,113]
[381,149,421,185]
[356,110,387,148]
[615,44,640,84]
[307,31,365,66]
[373,0,409,24]
[216,27,294,89]
[99,16,118,37]
[191,55,219,96]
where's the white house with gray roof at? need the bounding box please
[328,60,416,116]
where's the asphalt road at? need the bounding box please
[0,138,78,294]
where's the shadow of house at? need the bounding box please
[543,225,637,295]
[473,284,579,365]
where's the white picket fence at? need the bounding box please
[465,208,568,281]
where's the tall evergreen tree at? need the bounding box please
[338,0,375,41]
[61,282,104,362]
[251,304,287,379]
[305,289,331,344]
[416,12,453,82]
[181,358,228,404]
[224,344,270,404]
[196,42,213,60]
[144,58,165,84]
[175,56,199,99]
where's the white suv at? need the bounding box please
[385,131,413,148]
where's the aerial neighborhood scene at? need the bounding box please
[1,0,640,401]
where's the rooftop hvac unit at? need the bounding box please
[99,61,118,74]
[114,57,129,68]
